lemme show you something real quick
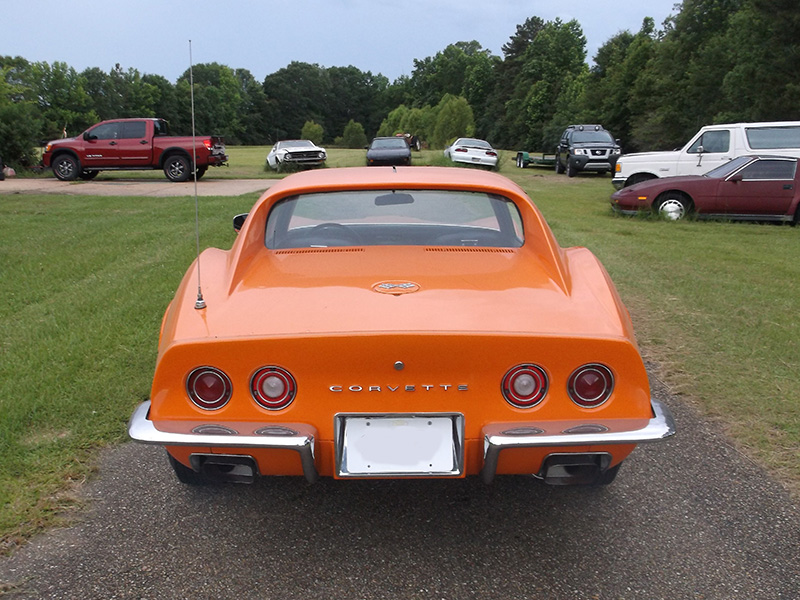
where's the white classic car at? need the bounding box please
[266,140,327,171]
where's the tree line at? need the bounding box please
[2,0,798,168]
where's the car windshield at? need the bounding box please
[572,130,614,144]
[703,156,753,178]
[371,138,408,149]
[457,139,491,149]
[279,140,314,149]
[266,190,524,249]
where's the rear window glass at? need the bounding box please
[266,190,524,249]
[746,126,800,149]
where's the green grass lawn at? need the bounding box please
[1,149,798,551]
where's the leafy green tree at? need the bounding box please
[431,94,474,148]
[583,19,659,150]
[409,42,495,109]
[327,66,389,139]
[377,104,410,136]
[0,65,41,166]
[301,120,324,144]
[175,62,244,142]
[341,119,367,148]
[141,73,181,127]
[717,2,800,122]
[512,19,587,150]
[263,62,330,142]
[30,61,97,140]
[234,68,272,145]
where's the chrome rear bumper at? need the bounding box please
[128,401,319,483]
[479,399,676,483]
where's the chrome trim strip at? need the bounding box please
[127,401,319,483]
[480,399,676,484]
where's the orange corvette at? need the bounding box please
[129,166,675,486]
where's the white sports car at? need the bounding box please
[444,138,499,169]
[266,140,327,171]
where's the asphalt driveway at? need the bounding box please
[0,375,798,599]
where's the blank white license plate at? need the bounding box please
[337,415,463,477]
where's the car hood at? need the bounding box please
[46,136,80,148]
[618,149,682,163]
[572,142,617,149]
[163,245,629,345]
[613,175,708,197]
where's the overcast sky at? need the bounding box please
[2,1,678,83]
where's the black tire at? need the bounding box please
[566,158,576,178]
[78,170,99,180]
[167,452,207,485]
[625,173,657,187]
[163,154,191,182]
[52,154,80,181]
[554,155,565,174]
[193,165,207,180]
[655,193,691,220]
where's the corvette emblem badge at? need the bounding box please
[372,281,421,295]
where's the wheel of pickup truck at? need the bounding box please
[163,154,191,182]
[79,170,99,180]
[193,165,207,180]
[566,159,576,178]
[52,154,80,181]
[554,155,565,174]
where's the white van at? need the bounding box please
[612,121,800,189]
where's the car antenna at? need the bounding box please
[189,40,206,310]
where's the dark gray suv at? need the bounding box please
[555,125,621,177]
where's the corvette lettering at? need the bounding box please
[330,384,468,392]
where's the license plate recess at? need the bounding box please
[335,414,464,477]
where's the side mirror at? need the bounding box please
[728,173,743,183]
[83,132,97,141]
[697,145,705,154]
[232,213,248,233]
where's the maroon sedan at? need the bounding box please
[611,155,800,223]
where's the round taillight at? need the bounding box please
[186,367,232,410]
[251,366,296,410]
[568,364,614,408]
[502,364,548,408]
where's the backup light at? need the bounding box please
[251,366,296,410]
[502,364,548,408]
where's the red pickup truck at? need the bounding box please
[42,118,228,182]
